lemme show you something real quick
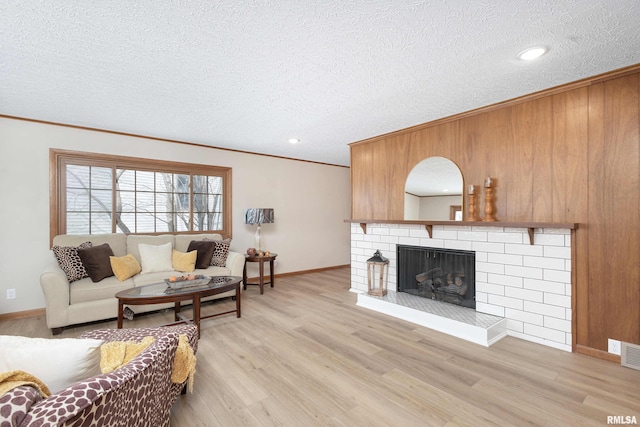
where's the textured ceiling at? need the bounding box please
[2,1,640,167]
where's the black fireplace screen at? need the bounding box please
[397,245,475,309]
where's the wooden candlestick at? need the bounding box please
[484,186,497,222]
[467,187,481,221]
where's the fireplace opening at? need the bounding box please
[397,245,475,309]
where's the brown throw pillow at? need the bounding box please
[210,238,231,267]
[52,242,93,282]
[187,240,216,269]
[78,243,115,282]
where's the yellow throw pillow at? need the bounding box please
[172,250,197,273]
[109,254,142,281]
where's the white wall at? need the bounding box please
[403,193,420,220]
[0,117,351,314]
[404,194,462,220]
[418,195,461,220]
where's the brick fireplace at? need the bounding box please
[349,223,573,352]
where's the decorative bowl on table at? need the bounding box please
[164,274,211,289]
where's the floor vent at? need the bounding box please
[621,342,640,371]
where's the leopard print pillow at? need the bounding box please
[52,241,92,282]
[210,238,231,267]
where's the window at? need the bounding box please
[51,149,231,240]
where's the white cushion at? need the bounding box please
[0,335,103,393]
[139,242,173,274]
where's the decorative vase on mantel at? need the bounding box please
[467,185,481,221]
[483,177,497,222]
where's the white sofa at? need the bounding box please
[40,233,245,334]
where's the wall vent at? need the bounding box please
[621,342,640,371]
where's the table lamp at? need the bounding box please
[244,208,274,252]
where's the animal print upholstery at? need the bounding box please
[9,325,197,427]
[0,385,43,427]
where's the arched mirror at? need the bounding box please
[404,157,464,221]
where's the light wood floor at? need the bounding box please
[2,267,639,426]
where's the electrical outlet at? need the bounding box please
[6,288,16,300]
[608,338,621,355]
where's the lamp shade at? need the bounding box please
[244,208,274,225]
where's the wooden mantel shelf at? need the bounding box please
[345,219,578,245]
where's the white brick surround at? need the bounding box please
[350,223,573,352]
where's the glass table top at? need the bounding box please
[119,276,241,298]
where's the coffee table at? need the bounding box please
[116,276,241,338]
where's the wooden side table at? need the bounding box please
[243,253,277,295]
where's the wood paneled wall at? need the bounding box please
[350,66,640,356]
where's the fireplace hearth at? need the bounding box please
[397,245,475,309]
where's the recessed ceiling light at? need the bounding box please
[517,46,548,61]
[443,189,449,192]
[288,138,300,144]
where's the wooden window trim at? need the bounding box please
[50,149,232,245]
